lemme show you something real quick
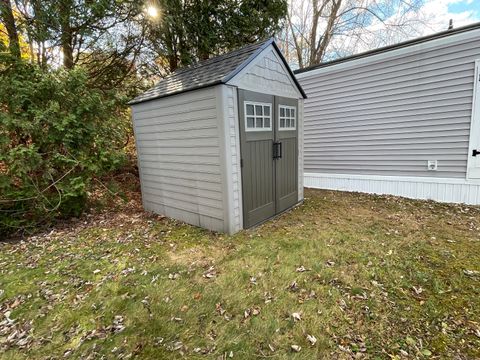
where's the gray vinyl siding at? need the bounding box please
[298,32,480,178]
[131,86,226,232]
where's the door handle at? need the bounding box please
[473,149,480,157]
[273,142,282,160]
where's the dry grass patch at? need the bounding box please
[1,189,479,359]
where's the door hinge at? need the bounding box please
[473,149,480,157]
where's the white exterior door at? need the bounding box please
[467,60,480,179]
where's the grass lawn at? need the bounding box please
[1,188,480,359]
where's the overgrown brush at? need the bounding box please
[0,56,131,236]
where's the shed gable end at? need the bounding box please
[227,45,302,99]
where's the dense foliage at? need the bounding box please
[0,57,129,235]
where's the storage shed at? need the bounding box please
[295,22,480,205]
[130,39,306,234]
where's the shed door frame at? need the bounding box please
[467,59,480,180]
[238,89,299,229]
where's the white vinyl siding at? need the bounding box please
[297,30,480,179]
[132,87,226,232]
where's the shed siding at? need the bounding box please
[132,87,226,232]
[228,46,301,99]
[297,31,480,178]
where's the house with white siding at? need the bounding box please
[129,39,306,234]
[295,22,480,205]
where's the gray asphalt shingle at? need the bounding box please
[129,40,269,104]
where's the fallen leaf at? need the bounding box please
[463,269,479,277]
[203,266,216,279]
[405,336,416,346]
[412,286,423,295]
[291,312,302,321]
[306,334,317,346]
[296,266,309,272]
[168,273,180,280]
[264,292,274,304]
[288,281,299,292]
[421,349,432,357]
[291,345,301,352]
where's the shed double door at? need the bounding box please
[238,90,298,228]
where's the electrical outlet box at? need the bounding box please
[427,160,438,171]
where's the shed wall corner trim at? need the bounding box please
[217,85,243,234]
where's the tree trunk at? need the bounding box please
[313,0,342,65]
[287,10,303,69]
[0,0,21,58]
[59,0,74,69]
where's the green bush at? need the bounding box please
[0,58,130,236]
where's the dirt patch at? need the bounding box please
[168,245,228,270]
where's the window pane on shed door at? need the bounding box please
[256,117,263,128]
[246,117,254,128]
[280,107,285,117]
[255,105,263,116]
[264,106,270,116]
[280,118,285,128]
[264,117,270,128]
[291,119,295,128]
[291,108,295,118]
[246,104,254,115]
[286,108,291,117]
[286,119,290,128]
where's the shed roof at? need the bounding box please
[295,21,480,74]
[129,39,306,105]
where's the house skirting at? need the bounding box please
[304,172,480,205]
